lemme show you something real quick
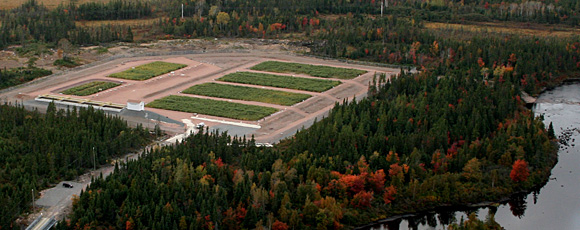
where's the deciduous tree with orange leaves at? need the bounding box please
[272,220,289,230]
[383,185,397,205]
[351,191,373,209]
[510,159,530,182]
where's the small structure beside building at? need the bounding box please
[127,100,145,111]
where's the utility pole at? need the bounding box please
[381,0,383,17]
[93,147,96,171]
[181,4,184,19]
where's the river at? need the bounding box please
[363,83,580,230]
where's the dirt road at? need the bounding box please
[28,140,170,224]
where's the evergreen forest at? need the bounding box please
[1,0,579,229]
[0,103,152,228]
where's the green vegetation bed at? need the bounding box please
[61,81,121,96]
[182,83,311,106]
[218,71,342,92]
[250,61,367,79]
[147,95,278,120]
[108,61,187,80]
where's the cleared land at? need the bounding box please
[0,51,396,144]
[425,21,580,38]
[0,0,109,9]
[147,95,278,121]
[108,61,186,80]
[218,71,341,92]
[182,83,311,106]
[61,81,120,96]
[251,61,367,79]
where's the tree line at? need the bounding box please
[70,0,152,21]
[0,103,152,229]
[0,0,135,49]
[3,0,580,49]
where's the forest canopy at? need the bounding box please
[1,0,577,229]
[0,103,152,228]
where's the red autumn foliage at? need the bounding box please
[237,209,246,220]
[272,220,289,230]
[386,151,399,163]
[334,221,343,229]
[126,220,133,230]
[350,191,373,208]
[447,142,459,156]
[477,57,485,67]
[339,174,365,194]
[330,171,342,179]
[521,75,528,86]
[270,23,285,31]
[269,190,275,199]
[213,157,224,168]
[388,163,402,177]
[325,179,347,197]
[508,53,517,64]
[383,185,397,204]
[368,169,386,193]
[357,157,370,174]
[431,151,447,173]
[222,208,241,228]
[510,159,530,182]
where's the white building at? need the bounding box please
[126,100,145,111]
